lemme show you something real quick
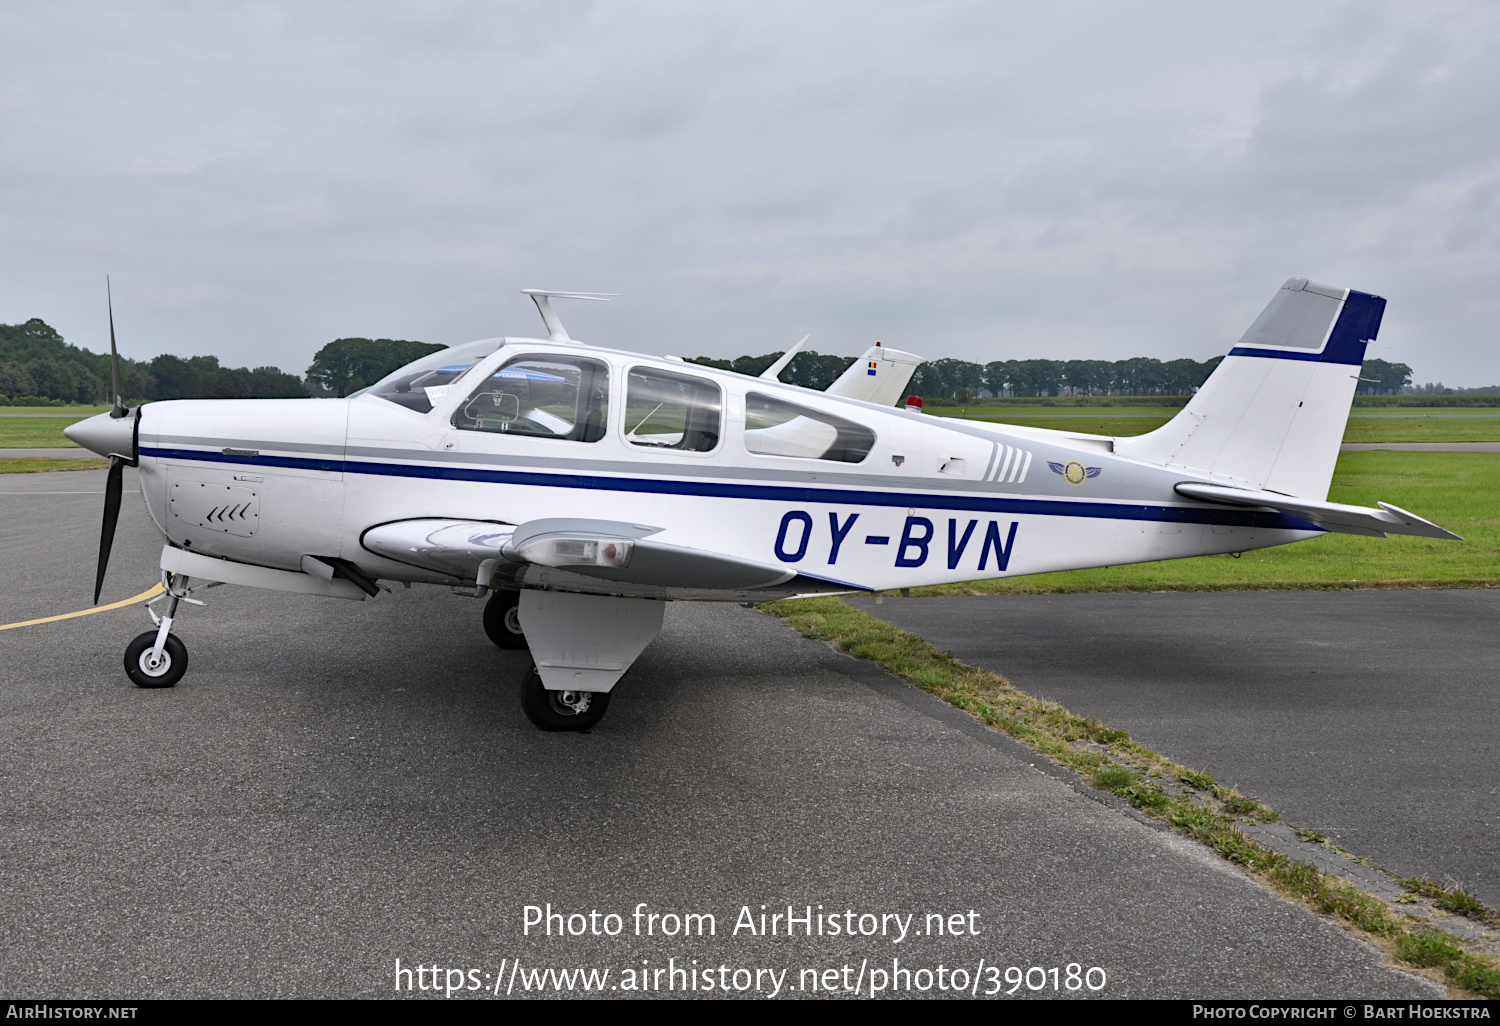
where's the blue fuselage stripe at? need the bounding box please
[141,446,1320,532]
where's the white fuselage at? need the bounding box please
[131,338,1319,599]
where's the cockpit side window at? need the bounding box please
[624,368,722,452]
[363,338,504,413]
[744,392,875,463]
[452,355,610,442]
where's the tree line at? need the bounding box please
[0,316,1440,405]
[688,351,1230,399]
[303,337,445,396]
[689,351,1425,399]
[0,320,436,404]
[0,319,307,404]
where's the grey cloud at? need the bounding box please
[2,0,1498,383]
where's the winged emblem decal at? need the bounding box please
[1048,460,1102,485]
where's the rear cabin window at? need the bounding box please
[744,392,875,463]
[452,355,610,442]
[624,368,722,452]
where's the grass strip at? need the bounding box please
[0,457,110,473]
[0,418,89,447]
[920,408,1500,442]
[914,452,1500,594]
[762,595,1500,998]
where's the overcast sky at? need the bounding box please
[3,1,1498,384]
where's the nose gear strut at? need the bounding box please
[123,571,205,689]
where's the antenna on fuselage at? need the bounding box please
[759,334,811,381]
[520,290,617,343]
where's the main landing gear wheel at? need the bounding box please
[124,630,188,689]
[519,665,609,732]
[483,590,528,649]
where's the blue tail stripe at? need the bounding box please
[1229,289,1384,366]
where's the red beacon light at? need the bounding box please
[905,395,923,412]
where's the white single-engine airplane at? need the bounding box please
[68,280,1458,730]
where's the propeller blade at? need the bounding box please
[95,455,125,604]
[106,276,127,419]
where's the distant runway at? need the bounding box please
[851,590,1500,907]
[0,469,1437,998]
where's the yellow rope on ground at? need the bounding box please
[0,583,165,632]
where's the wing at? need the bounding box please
[1047,461,1067,475]
[1085,466,1102,478]
[1174,482,1461,540]
[361,517,798,591]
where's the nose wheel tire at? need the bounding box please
[519,665,609,731]
[124,630,188,689]
[483,590,528,649]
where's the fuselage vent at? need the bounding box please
[169,482,261,537]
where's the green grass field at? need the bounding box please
[0,457,109,473]
[2,402,1498,446]
[924,406,1500,442]
[0,406,111,447]
[913,451,1498,595]
[0,418,94,447]
[1342,417,1500,443]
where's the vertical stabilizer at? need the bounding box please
[825,343,925,406]
[1113,278,1385,500]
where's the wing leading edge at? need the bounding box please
[361,517,800,592]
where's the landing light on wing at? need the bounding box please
[511,535,635,569]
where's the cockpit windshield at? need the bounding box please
[360,338,506,413]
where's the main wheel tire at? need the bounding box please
[124,630,188,689]
[483,590,528,649]
[519,665,609,731]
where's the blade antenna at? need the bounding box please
[759,334,811,381]
[107,276,127,418]
[520,290,617,344]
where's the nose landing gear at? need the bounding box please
[124,630,187,688]
[123,572,203,688]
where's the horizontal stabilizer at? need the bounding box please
[1174,482,1461,540]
